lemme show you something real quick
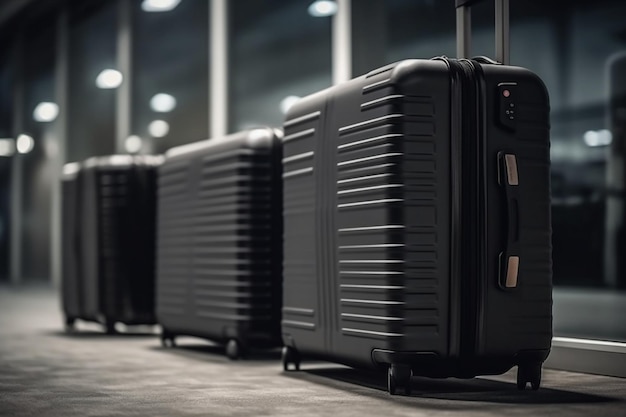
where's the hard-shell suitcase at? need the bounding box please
[280,0,552,394]
[75,155,161,333]
[61,162,83,331]
[156,128,283,359]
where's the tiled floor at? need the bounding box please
[1,284,625,417]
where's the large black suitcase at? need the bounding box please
[72,155,161,333]
[61,162,83,330]
[280,0,552,394]
[156,128,283,359]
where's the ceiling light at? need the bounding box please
[63,162,81,175]
[125,135,143,154]
[16,134,34,154]
[96,69,123,89]
[0,138,15,157]
[148,120,170,137]
[280,95,301,115]
[308,0,338,17]
[141,0,181,12]
[33,102,59,122]
[583,129,612,147]
[150,93,177,113]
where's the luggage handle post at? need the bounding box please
[455,0,510,65]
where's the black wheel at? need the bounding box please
[517,363,542,391]
[104,320,116,335]
[281,346,300,371]
[160,329,176,348]
[388,364,412,396]
[387,367,397,395]
[64,317,76,333]
[516,365,527,390]
[226,339,241,360]
[530,365,542,391]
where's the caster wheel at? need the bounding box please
[160,331,176,348]
[387,367,396,395]
[104,320,116,335]
[388,364,412,396]
[517,363,542,391]
[281,346,300,371]
[64,317,76,333]
[226,339,241,360]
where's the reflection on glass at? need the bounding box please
[605,53,626,289]
[95,69,123,89]
[228,0,332,132]
[132,0,209,153]
[33,102,60,123]
[16,134,35,154]
[67,1,117,162]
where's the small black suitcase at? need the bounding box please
[281,0,552,394]
[61,162,83,331]
[156,128,283,359]
[72,155,161,333]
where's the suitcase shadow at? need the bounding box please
[286,367,619,405]
[46,329,158,338]
[148,343,281,363]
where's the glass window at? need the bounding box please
[0,43,12,139]
[228,0,332,132]
[352,0,626,342]
[19,17,57,281]
[0,155,8,282]
[351,0,496,77]
[0,40,12,282]
[67,1,117,163]
[522,1,626,342]
[132,0,209,153]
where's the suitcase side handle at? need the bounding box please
[497,151,520,289]
[455,0,510,65]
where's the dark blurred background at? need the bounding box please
[0,0,625,343]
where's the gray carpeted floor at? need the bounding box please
[1,285,625,417]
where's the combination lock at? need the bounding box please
[498,82,517,131]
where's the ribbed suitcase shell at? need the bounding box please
[281,59,552,387]
[156,128,283,356]
[79,155,161,331]
[61,163,83,327]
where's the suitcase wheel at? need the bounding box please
[388,364,412,396]
[226,339,242,360]
[517,363,542,391]
[104,320,117,335]
[281,346,300,371]
[160,330,176,348]
[64,317,76,334]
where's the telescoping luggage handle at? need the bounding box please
[455,0,510,65]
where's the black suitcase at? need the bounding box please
[61,162,83,331]
[156,128,283,359]
[74,155,161,333]
[280,0,552,394]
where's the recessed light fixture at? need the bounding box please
[308,0,338,17]
[33,102,60,122]
[96,69,123,89]
[148,120,170,138]
[583,129,612,147]
[141,0,181,12]
[63,162,81,175]
[125,135,143,154]
[0,138,15,157]
[280,96,301,115]
[16,134,34,154]
[150,93,177,113]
